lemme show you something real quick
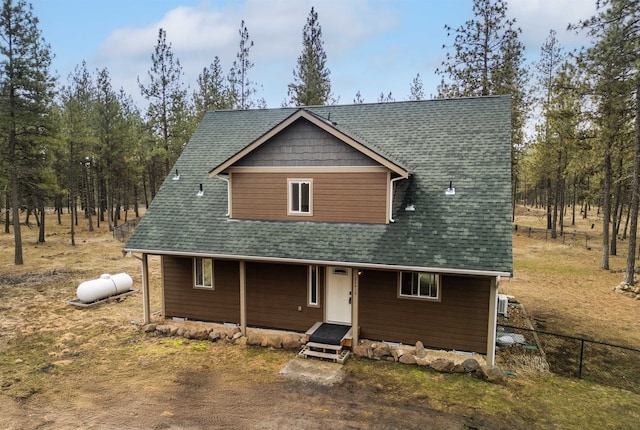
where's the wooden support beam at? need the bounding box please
[240,260,246,335]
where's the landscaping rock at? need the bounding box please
[372,343,391,360]
[246,332,262,346]
[142,324,156,333]
[430,358,455,373]
[282,333,303,350]
[352,344,371,358]
[475,365,508,385]
[415,341,426,359]
[208,331,221,342]
[399,354,416,365]
[415,357,430,366]
[462,358,481,373]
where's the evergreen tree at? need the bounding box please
[59,62,94,246]
[408,73,425,101]
[0,0,56,264]
[138,28,189,183]
[436,0,524,97]
[193,56,232,118]
[287,7,332,106]
[575,0,640,283]
[228,20,257,110]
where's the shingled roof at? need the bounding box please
[124,96,513,277]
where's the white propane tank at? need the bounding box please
[76,273,133,303]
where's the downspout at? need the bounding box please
[217,175,231,217]
[486,275,500,367]
[389,176,404,223]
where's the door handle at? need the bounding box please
[349,297,352,304]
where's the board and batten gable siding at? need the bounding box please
[235,118,379,167]
[246,262,323,332]
[358,270,491,354]
[162,256,240,324]
[230,171,389,224]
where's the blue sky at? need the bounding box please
[30,0,597,108]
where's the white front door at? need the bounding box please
[326,267,352,324]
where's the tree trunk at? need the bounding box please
[546,178,553,230]
[38,204,45,243]
[601,149,611,270]
[624,81,640,285]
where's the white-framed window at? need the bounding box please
[194,257,214,289]
[398,272,440,300]
[288,179,312,215]
[308,265,320,307]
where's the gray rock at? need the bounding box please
[475,365,508,385]
[415,341,426,359]
[142,324,156,333]
[399,354,416,365]
[462,358,481,373]
[209,331,221,342]
[246,333,262,346]
[430,358,455,373]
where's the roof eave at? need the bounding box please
[123,247,511,278]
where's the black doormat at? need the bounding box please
[309,323,350,345]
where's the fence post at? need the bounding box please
[578,339,585,379]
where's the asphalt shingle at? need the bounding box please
[124,96,513,276]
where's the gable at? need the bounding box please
[235,118,380,168]
[209,109,409,178]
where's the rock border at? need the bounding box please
[142,321,508,385]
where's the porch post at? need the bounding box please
[486,276,499,366]
[352,268,359,345]
[141,253,150,325]
[239,260,246,335]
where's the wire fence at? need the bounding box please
[113,218,140,242]
[513,224,598,249]
[498,323,640,394]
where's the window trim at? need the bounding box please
[397,272,440,301]
[194,257,214,289]
[287,178,313,216]
[308,265,320,307]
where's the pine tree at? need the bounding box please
[59,62,94,246]
[436,0,524,97]
[193,56,232,118]
[408,73,425,101]
[0,0,56,264]
[287,7,332,106]
[575,0,640,283]
[228,20,257,110]
[138,28,189,183]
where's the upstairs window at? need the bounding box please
[194,257,214,289]
[288,179,312,215]
[398,272,440,300]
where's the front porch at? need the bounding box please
[299,322,355,364]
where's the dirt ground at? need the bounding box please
[1,208,638,429]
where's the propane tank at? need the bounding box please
[76,273,133,303]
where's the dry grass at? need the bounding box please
[0,209,639,429]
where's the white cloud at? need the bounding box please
[509,0,598,53]
[94,0,397,106]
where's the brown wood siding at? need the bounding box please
[246,262,323,332]
[231,172,388,224]
[358,270,491,354]
[162,256,240,324]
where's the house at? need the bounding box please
[124,96,513,365]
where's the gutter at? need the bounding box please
[122,247,512,278]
